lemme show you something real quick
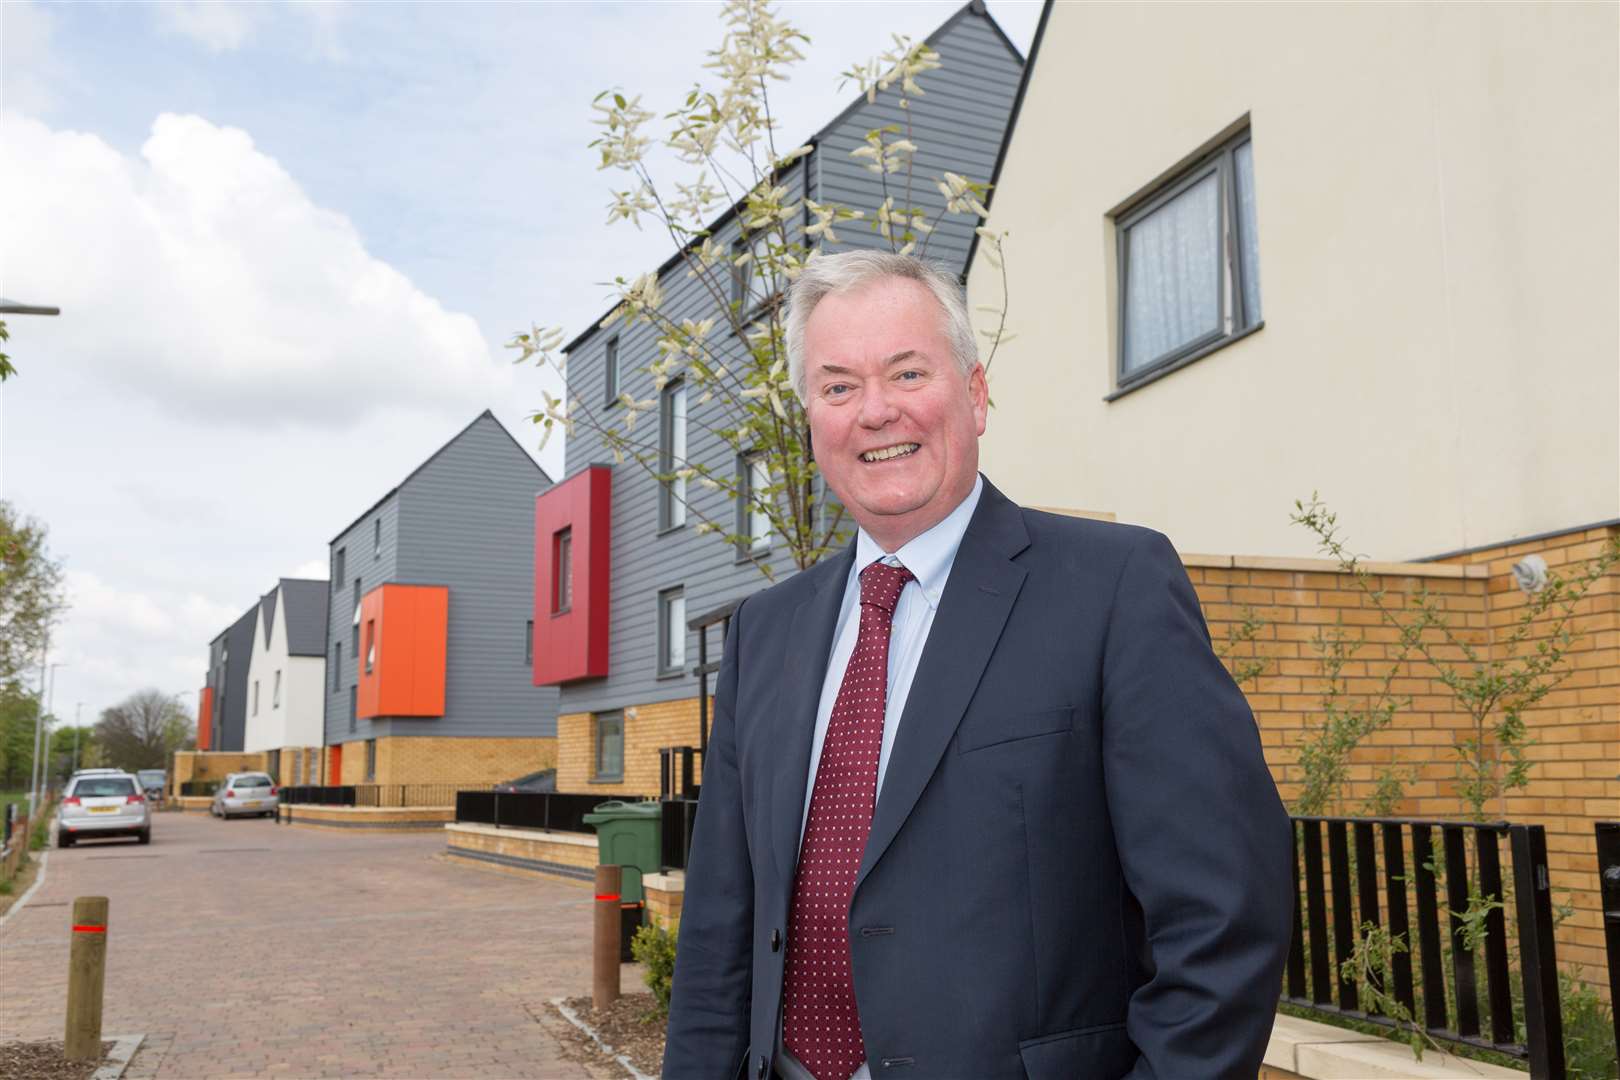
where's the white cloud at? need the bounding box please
[152,2,262,53]
[0,0,68,114]
[290,559,329,580]
[1,110,512,427]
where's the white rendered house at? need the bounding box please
[243,578,329,754]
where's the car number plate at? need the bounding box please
[243,800,261,807]
[90,806,118,813]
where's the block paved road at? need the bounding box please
[0,810,636,1078]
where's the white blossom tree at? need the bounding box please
[511,0,1013,578]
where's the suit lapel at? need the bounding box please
[856,482,1029,894]
[768,543,853,888]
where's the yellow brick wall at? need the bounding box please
[556,698,702,797]
[170,750,270,793]
[323,735,557,787]
[1194,523,1618,994]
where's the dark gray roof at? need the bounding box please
[278,578,330,657]
[261,587,278,643]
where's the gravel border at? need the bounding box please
[91,1035,143,1080]
[549,997,657,1080]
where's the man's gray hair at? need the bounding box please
[784,249,979,401]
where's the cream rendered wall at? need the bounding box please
[243,589,326,753]
[969,2,1618,560]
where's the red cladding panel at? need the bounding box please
[197,687,214,751]
[533,465,612,684]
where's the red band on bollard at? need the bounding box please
[594,893,621,902]
[71,924,106,934]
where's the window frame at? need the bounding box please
[553,527,573,614]
[735,450,773,562]
[334,547,346,587]
[1110,127,1263,398]
[333,643,341,691]
[365,738,377,781]
[657,378,688,533]
[603,335,621,409]
[525,619,534,665]
[731,231,774,321]
[348,685,357,733]
[253,679,259,716]
[593,710,624,782]
[272,669,281,709]
[656,585,687,679]
[373,519,381,559]
[364,619,376,673]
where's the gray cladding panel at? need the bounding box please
[279,579,331,657]
[390,415,558,742]
[323,490,401,745]
[556,8,1021,718]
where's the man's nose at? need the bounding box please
[857,380,900,428]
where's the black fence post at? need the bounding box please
[1510,825,1565,1080]
[1592,822,1620,1064]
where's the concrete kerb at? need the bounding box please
[0,847,49,930]
[91,1034,145,1080]
[549,997,656,1080]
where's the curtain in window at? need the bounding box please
[1124,173,1221,374]
[1234,141,1263,325]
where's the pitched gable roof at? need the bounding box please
[261,587,278,644]
[278,578,330,657]
[328,410,553,544]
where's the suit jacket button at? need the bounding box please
[756,1054,767,1078]
[770,928,782,952]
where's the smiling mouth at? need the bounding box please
[860,443,920,463]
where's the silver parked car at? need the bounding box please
[58,772,152,847]
[211,772,279,819]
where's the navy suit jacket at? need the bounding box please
[664,479,1293,1080]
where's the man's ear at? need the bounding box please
[968,363,989,435]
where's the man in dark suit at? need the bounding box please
[664,251,1293,1080]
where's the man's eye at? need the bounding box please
[896,370,923,381]
[825,383,852,396]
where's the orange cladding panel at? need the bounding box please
[357,583,447,719]
[197,687,214,751]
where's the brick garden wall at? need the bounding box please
[320,735,557,787]
[556,697,702,797]
[1194,523,1618,992]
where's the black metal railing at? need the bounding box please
[661,798,700,871]
[1595,821,1620,1056]
[1287,816,1564,1078]
[453,791,643,834]
[353,784,465,808]
[280,785,356,806]
[659,746,702,801]
[179,780,220,797]
[688,597,741,765]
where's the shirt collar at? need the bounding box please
[853,474,984,611]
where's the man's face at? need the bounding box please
[802,276,988,550]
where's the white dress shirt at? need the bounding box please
[778,475,984,1080]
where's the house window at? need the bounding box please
[594,710,624,780]
[293,753,303,785]
[736,452,772,558]
[525,620,534,665]
[272,670,281,709]
[352,591,361,651]
[334,547,346,587]
[553,528,573,613]
[364,620,376,673]
[253,680,260,716]
[365,738,377,781]
[657,586,687,677]
[333,644,341,691]
[732,231,772,315]
[1115,128,1262,386]
[348,686,357,733]
[658,379,687,531]
[373,519,381,559]
[603,335,621,408]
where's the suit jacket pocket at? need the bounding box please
[957,706,1075,754]
[1018,1022,1135,1080]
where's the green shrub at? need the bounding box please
[28,808,50,851]
[1560,968,1617,1080]
[631,920,678,1019]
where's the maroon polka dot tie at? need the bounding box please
[782,560,914,1080]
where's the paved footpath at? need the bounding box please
[0,811,635,1078]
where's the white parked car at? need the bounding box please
[210,773,280,819]
[58,771,152,847]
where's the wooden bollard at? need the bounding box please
[593,865,622,1010]
[64,896,109,1061]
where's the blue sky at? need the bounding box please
[0,0,1041,729]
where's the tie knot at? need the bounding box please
[859,560,913,613]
